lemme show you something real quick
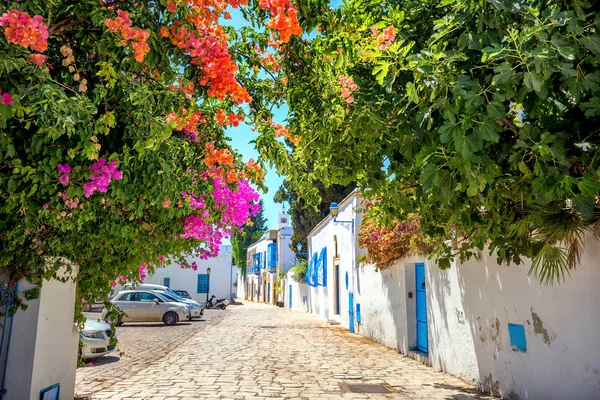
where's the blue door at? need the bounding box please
[288,285,292,308]
[416,262,428,353]
[334,266,340,315]
[348,292,355,333]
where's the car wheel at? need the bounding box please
[187,314,192,321]
[163,311,178,326]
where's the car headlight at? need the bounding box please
[81,331,105,339]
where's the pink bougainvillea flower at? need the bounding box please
[1,92,14,105]
[57,163,72,174]
[58,174,69,185]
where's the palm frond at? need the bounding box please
[529,243,569,285]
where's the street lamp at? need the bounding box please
[206,267,211,305]
[296,242,308,258]
[329,202,354,233]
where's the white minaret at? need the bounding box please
[278,206,290,229]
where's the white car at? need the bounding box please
[80,320,115,359]
[152,290,204,320]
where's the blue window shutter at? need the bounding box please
[305,253,318,287]
[318,247,327,286]
[163,277,170,288]
[267,243,277,268]
[197,274,209,293]
[509,324,527,351]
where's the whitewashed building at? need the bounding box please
[143,245,234,304]
[1,263,79,400]
[290,189,600,399]
[240,208,295,305]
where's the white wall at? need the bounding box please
[145,246,233,303]
[426,239,600,399]
[285,271,310,312]
[2,264,79,400]
[355,242,600,399]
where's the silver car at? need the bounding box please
[102,290,189,326]
[80,319,115,359]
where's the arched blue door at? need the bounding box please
[416,262,428,353]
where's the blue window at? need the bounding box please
[508,323,527,351]
[163,277,170,288]
[197,274,210,293]
[267,243,277,268]
[253,253,261,274]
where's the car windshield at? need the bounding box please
[158,292,179,302]
[165,288,182,298]
[163,291,186,302]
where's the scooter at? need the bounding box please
[206,294,228,309]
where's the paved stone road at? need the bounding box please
[76,302,494,399]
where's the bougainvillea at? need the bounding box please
[0,0,300,320]
[358,201,431,269]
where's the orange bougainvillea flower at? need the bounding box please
[204,142,234,168]
[215,108,244,127]
[105,10,150,62]
[259,0,302,43]
[0,10,48,52]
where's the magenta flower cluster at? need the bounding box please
[181,177,259,259]
[57,163,71,185]
[83,158,123,198]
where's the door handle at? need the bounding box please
[421,282,425,290]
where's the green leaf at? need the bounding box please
[492,63,515,86]
[577,176,600,197]
[524,72,543,92]
[372,61,389,85]
[580,98,600,116]
[486,102,505,120]
[406,82,419,104]
[477,119,500,143]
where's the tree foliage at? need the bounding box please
[257,0,600,282]
[231,199,267,276]
[0,0,304,316]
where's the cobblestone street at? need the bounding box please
[76,302,494,399]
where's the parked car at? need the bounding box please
[122,283,183,299]
[102,290,189,326]
[80,319,115,359]
[173,290,192,299]
[152,290,204,320]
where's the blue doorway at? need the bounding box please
[288,285,292,308]
[416,262,428,353]
[348,292,355,333]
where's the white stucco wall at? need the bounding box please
[425,239,600,399]
[285,271,310,312]
[145,245,233,303]
[2,265,79,400]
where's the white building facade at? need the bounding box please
[240,208,295,305]
[290,189,600,399]
[144,245,234,304]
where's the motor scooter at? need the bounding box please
[206,294,228,309]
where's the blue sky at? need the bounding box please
[223,1,344,230]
